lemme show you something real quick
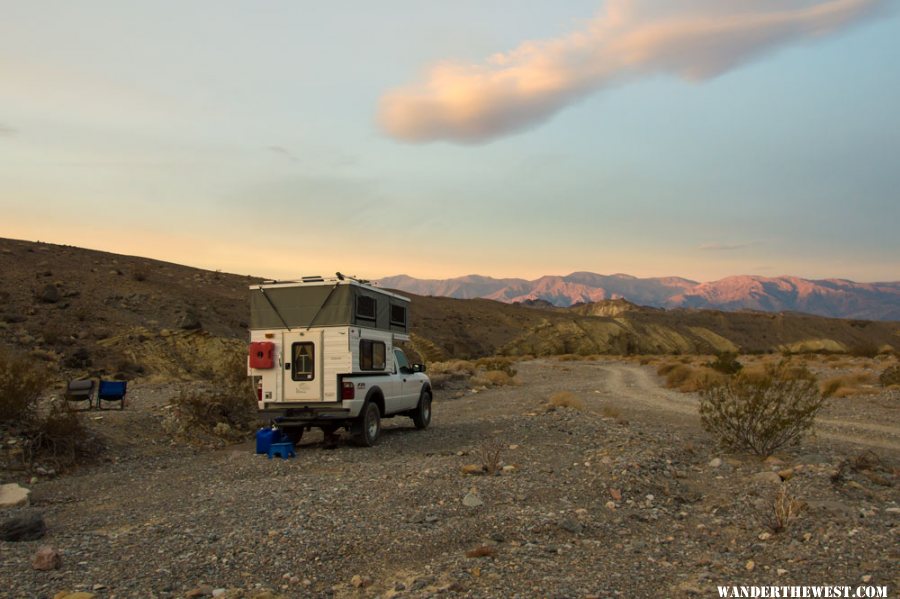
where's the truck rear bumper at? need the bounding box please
[258,399,364,426]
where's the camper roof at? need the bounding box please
[250,277,410,303]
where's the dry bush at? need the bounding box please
[547,391,585,411]
[429,360,478,376]
[820,371,876,398]
[475,356,517,377]
[556,354,582,362]
[23,401,103,469]
[169,348,257,440]
[847,342,880,359]
[475,438,505,475]
[879,364,900,388]
[471,370,518,387]
[656,362,679,376]
[663,364,726,392]
[465,545,497,559]
[765,485,804,533]
[706,352,743,375]
[600,404,621,419]
[699,368,828,457]
[132,265,149,282]
[0,347,46,424]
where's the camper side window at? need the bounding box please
[356,296,376,321]
[359,339,386,371]
[291,342,315,381]
[390,304,406,326]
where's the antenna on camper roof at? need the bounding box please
[336,272,371,285]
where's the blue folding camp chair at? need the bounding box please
[97,380,127,410]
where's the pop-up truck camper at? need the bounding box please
[248,274,432,446]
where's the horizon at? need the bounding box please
[2,1,899,282]
[4,235,897,285]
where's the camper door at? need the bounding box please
[283,330,324,401]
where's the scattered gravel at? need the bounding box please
[1,360,898,598]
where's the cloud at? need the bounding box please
[378,0,887,144]
[267,145,299,162]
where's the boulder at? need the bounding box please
[0,513,46,541]
[0,483,30,507]
[38,284,60,303]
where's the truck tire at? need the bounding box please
[411,390,432,430]
[282,427,303,445]
[353,402,381,447]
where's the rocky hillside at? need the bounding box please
[378,272,900,321]
[1,238,898,379]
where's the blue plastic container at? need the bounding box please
[255,428,281,454]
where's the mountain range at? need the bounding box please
[378,273,900,321]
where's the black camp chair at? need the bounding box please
[64,379,96,410]
[97,380,127,410]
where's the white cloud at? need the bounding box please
[378,0,887,144]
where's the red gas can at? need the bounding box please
[249,341,275,369]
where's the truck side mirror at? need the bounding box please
[412,363,426,373]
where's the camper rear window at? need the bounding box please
[359,339,386,370]
[291,342,315,381]
[390,304,406,326]
[356,296,376,320]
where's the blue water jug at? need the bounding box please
[255,428,281,454]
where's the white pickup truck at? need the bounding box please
[247,276,432,446]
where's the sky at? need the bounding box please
[1,0,898,283]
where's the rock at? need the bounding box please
[177,311,202,330]
[502,465,516,473]
[53,594,95,599]
[212,590,227,597]
[559,518,583,534]
[186,585,214,597]
[0,513,45,541]
[460,464,484,475]
[745,560,755,572]
[462,489,483,507]
[777,569,788,576]
[751,471,783,485]
[213,422,232,436]
[32,546,62,570]
[38,284,60,303]
[0,483,30,507]
[777,468,794,481]
[708,458,722,468]
[758,532,772,541]
[351,575,372,588]
[609,488,622,501]
[605,501,616,510]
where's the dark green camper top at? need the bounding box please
[249,279,410,334]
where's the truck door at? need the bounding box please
[283,330,324,401]
[394,348,423,410]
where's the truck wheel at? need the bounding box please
[282,427,303,445]
[412,390,432,430]
[353,402,381,447]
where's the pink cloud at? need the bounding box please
[378,0,887,144]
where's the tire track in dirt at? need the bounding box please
[584,362,900,452]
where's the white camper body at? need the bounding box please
[247,277,432,446]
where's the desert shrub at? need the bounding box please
[556,354,582,362]
[169,347,257,440]
[656,362,679,376]
[474,438,505,476]
[706,352,743,375]
[879,364,900,388]
[699,369,828,457]
[547,391,585,411]
[132,265,149,282]
[0,347,46,424]
[847,342,880,358]
[471,370,518,387]
[819,371,876,398]
[600,404,621,419]
[664,364,695,387]
[765,485,804,533]
[23,401,103,468]
[475,356,517,377]
[429,360,478,377]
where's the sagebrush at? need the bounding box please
[699,365,828,457]
[0,347,46,423]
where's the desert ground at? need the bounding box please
[2,358,898,599]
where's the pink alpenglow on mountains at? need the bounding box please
[377,274,900,321]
